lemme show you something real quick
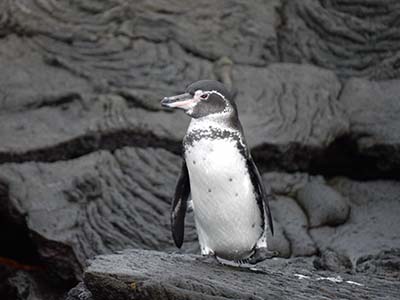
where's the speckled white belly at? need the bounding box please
[185,137,263,260]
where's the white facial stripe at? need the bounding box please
[208,90,226,100]
[204,90,233,114]
[194,90,203,99]
[195,90,226,100]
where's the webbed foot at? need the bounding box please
[196,253,219,264]
[247,248,279,265]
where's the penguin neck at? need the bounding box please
[184,113,247,153]
[187,111,242,134]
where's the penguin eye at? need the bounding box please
[200,94,209,99]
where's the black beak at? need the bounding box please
[160,93,193,108]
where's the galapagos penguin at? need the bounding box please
[161,80,275,264]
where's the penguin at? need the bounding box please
[161,80,276,264]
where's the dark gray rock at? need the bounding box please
[310,179,400,271]
[1,0,222,162]
[356,249,400,279]
[266,217,291,259]
[0,0,350,168]
[0,147,197,282]
[0,67,188,163]
[233,63,349,150]
[0,265,14,299]
[65,283,93,300]
[313,248,353,273]
[0,267,66,300]
[0,0,283,164]
[263,172,324,197]
[0,49,352,169]
[279,0,400,80]
[270,196,317,257]
[83,249,400,300]
[0,35,92,111]
[0,0,282,67]
[296,181,350,228]
[339,78,400,174]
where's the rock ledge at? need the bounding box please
[82,249,400,300]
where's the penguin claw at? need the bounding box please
[247,248,279,265]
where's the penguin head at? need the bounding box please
[161,80,236,119]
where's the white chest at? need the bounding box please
[185,137,248,187]
[184,137,263,260]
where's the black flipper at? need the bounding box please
[171,160,191,248]
[246,156,274,235]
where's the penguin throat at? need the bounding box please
[189,109,242,133]
[185,118,246,153]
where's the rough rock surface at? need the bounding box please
[83,250,400,300]
[5,0,281,66]
[0,265,65,300]
[263,172,324,197]
[339,77,400,175]
[234,64,349,149]
[313,248,353,273]
[270,196,316,257]
[280,0,400,80]
[0,0,282,163]
[297,181,350,228]
[267,220,291,259]
[66,283,93,300]
[356,249,400,279]
[0,147,198,282]
[310,179,400,274]
[0,265,16,300]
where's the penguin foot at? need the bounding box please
[247,248,279,265]
[196,254,218,264]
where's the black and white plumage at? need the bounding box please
[161,80,275,263]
